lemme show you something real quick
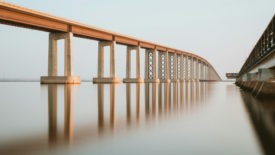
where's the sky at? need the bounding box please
[0,0,274,80]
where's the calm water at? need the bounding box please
[0,82,274,155]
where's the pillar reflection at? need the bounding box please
[97,84,104,132]
[145,83,150,119]
[152,83,157,118]
[158,83,163,116]
[48,85,57,144]
[136,84,141,123]
[97,84,117,132]
[180,82,184,109]
[144,83,158,119]
[173,83,178,112]
[64,84,74,143]
[110,84,116,129]
[190,81,194,105]
[201,82,205,104]
[126,84,131,125]
[195,81,199,104]
[94,81,210,136]
[126,83,141,125]
[165,83,171,115]
[48,84,74,145]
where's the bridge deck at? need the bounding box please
[0,2,209,63]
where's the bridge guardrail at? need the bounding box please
[239,15,275,77]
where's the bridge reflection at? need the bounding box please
[95,82,208,133]
[47,82,209,145]
[0,82,215,154]
[48,84,74,145]
[240,91,275,155]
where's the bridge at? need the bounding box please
[0,2,221,84]
[236,14,275,97]
[226,73,239,79]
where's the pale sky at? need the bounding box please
[0,0,274,79]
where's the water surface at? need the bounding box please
[0,82,274,155]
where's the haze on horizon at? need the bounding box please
[0,0,274,79]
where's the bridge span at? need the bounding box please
[236,14,275,97]
[0,2,221,84]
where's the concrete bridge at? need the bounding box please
[0,2,221,84]
[236,14,275,97]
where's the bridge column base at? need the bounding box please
[179,80,187,83]
[93,77,121,84]
[144,79,160,83]
[159,79,171,83]
[170,79,179,83]
[41,76,80,84]
[123,78,144,83]
[188,79,195,82]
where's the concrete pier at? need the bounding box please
[41,32,80,84]
[184,56,188,82]
[169,53,179,83]
[93,41,121,83]
[236,68,275,97]
[144,48,159,83]
[158,51,170,83]
[200,61,204,81]
[179,55,184,82]
[123,45,143,83]
[190,57,194,82]
[195,58,199,82]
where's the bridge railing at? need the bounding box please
[239,15,275,77]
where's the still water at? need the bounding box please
[0,82,274,155]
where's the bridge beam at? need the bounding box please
[123,45,143,83]
[93,40,121,83]
[41,32,80,84]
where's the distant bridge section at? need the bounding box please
[226,73,238,79]
[236,14,275,97]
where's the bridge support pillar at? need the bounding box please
[206,64,209,81]
[169,53,178,83]
[184,56,188,82]
[179,55,184,82]
[190,57,194,82]
[200,61,204,81]
[144,48,159,83]
[195,58,199,82]
[123,45,143,83]
[41,32,80,84]
[237,68,275,97]
[158,51,170,83]
[258,68,275,81]
[93,41,121,83]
